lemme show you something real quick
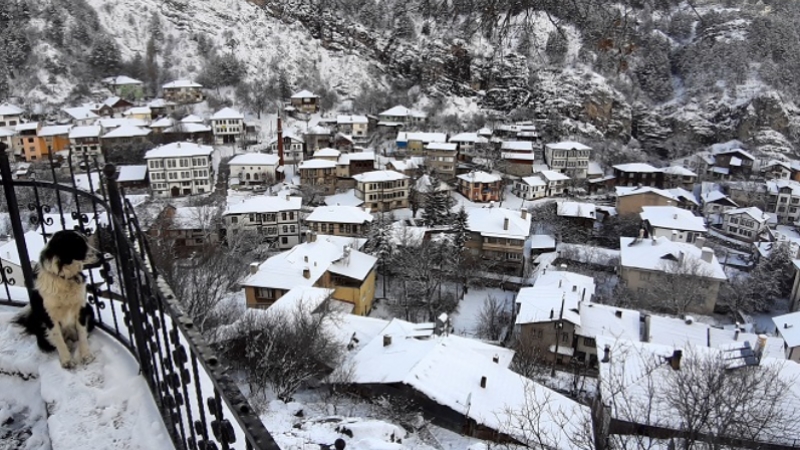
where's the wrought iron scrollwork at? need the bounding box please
[0,265,15,285]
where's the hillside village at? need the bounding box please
[3,75,800,449]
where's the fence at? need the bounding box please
[0,143,281,450]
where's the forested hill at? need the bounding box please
[2,0,800,160]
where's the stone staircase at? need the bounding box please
[0,310,174,450]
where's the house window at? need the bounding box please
[583,337,596,347]
[561,332,569,343]
[231,217,238,224]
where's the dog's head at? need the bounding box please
[40,230,100,279]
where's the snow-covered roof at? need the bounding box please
[773,311,800,348]
[613,162,660,173]
[336,115,367,124]
[0,103,24,116]
[103,75,143,86]
[305,206,373,224]
[62,107,99,121]
[713,147,755,161]
[538,170,570,181]
[588,161,604,176]
[449,132,487,143]
[661,165,697,177]
[343,318,590,447]
[98,118,147,129]
[0,230,45,266]
[266,286,334,317]
[123,107,151,116]
[646,314,785,359]
[519,175,546,187]
[229,153,280,166]
[615,186,696,206]
[144,142,213,159]
[515,287,581,326]
[339,151,374,162]
[149,117,174,129]
[557,201,596,219]
[117,165,148,183]
[457,171,501,184]
[545,141,591,151]
[68,126,101,139]
[640,206,707,233]
[299,159,336,169]
[313,148,341,158]
[578,303,641,341]
[0,128,15,138]
[267,132,303,144]
[530,234,556,249]
[701,190,735,206]
[15,122,38,132]
[211,107,244,121]
[324,189,363,207]
[102,96,124,108]
[102,125,151,139]
[167,123,211,134]
[723,206,768,223]
[466,206,531,240]
[596,336,800,444]
[396,131,446,143]
[163,79,202,89]
[425,142,457,152]
[379,105,426,119]
[181,114,203,124]
[242,236,375,290]
[224,195,302,215]
[502,152,536,161]
[500,141,533,152]
[619,237,726,280]
[160,206,216,230]
[353,170,408,183]
[147,98,176,108]
[290,89,318,99]
[38,125,71,137]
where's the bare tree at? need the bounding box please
[640,255,718,315]
[220,297,345,403]
[475,294,511,341]
[509,334,548,381]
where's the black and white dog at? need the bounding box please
[15,230,99,368]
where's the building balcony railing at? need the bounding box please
[0,144,280,450]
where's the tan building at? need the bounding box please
[353,170,410,211]
[299,159,338,195]
[465,206,531,274]
[162,80,204,104]
[544,141,591,179]
[616,186,699,216]
[241,235,377,315]
[396,132,447,156]
[305,205,373,237]
[69,126,103,166]
[457,171,502,203]
[290,90,320,114]
[619,236,727,314]
[426,142,458,180]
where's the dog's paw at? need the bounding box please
[79,351,95,365]
[60,357,76,369]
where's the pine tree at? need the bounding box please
[366,213,395,298]
[452,206,469,252]
[421,177,454,227]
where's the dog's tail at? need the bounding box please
[13,304,56,352]
[13,304,37,334]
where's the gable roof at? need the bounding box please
[773,311,800,348]
[379,105,426,118]
[144,142,213,159]
[103,76,143,86]
[336,115,367,124]
[613,162,660,173]
[0,103,24,116]
[163,79,202,89]
[557,201,596,219]
[117,165,148,183]
[291,89,318,99]
[62,106,99,121]
[396,131,446,143]
[640,206,707,233]
[224,195,302,215]
[102,125,151,139]
[723,207,767,223]
[211,107,244,121]
[69,126,102,139]
[352,170,408,183]
[500,141,534,152]
[538,170,570,181]
[619,237,726,280]
[457,171,501,184]
[466,206,531,239]
[305,205,373,224]
[228,153,280,166]
[545,141,591,151]
[0,230,46,265]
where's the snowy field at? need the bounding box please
[449,288,516,337]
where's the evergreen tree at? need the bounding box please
[452,205,469,252]
[89,40,122,79]
[421,177,454,227]
[366,213,395,297]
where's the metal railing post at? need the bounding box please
[0,144,36,294]
[103,163,154,380]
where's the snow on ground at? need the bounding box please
[449,288,516,337]
[0,307,172,450]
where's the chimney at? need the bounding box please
[285,194,290,201]
[701,247,714,263]
[383,335,392,347]
[615,310,622,318]
[303,266,311,279]
[695,235,706,249]
[435,313,448,336]
[277,116,285,167]
[601,345,611,363]
[550,308,554,319]
[249,262,259,274]
[480,376,487,388]
[489,201,495,208]
[668,349,683,370]
[671,230,678,241]
[755,334,768,361]
[684,315,694,325]
[503,217,509,230]
[521,209,527,220]
[734,329,739,341]
[492,354,499,364]
[673,213,678,220]
[308,232,316,243]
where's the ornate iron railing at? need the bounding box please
[0,144,280,450]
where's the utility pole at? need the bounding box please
[550,293,566,378]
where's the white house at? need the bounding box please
[268,132,304,165]
[145,142,214,197]
[336,115,368,141]
[378,105,426,125]
[211,107,245,145]
[513,175,548,200]
[537,170,571,196]
[68,126,103,166]
[721,207,769,242]
[353,170,410,211]
[701,190,738,222]
[640,206,707,244]
[773,311,800,363]
[0,231,45,286]
[544,141,591,179]
[0,103,24,129]
[62,106,99,126]
[223,195,303,249]
[228,153,280,187]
